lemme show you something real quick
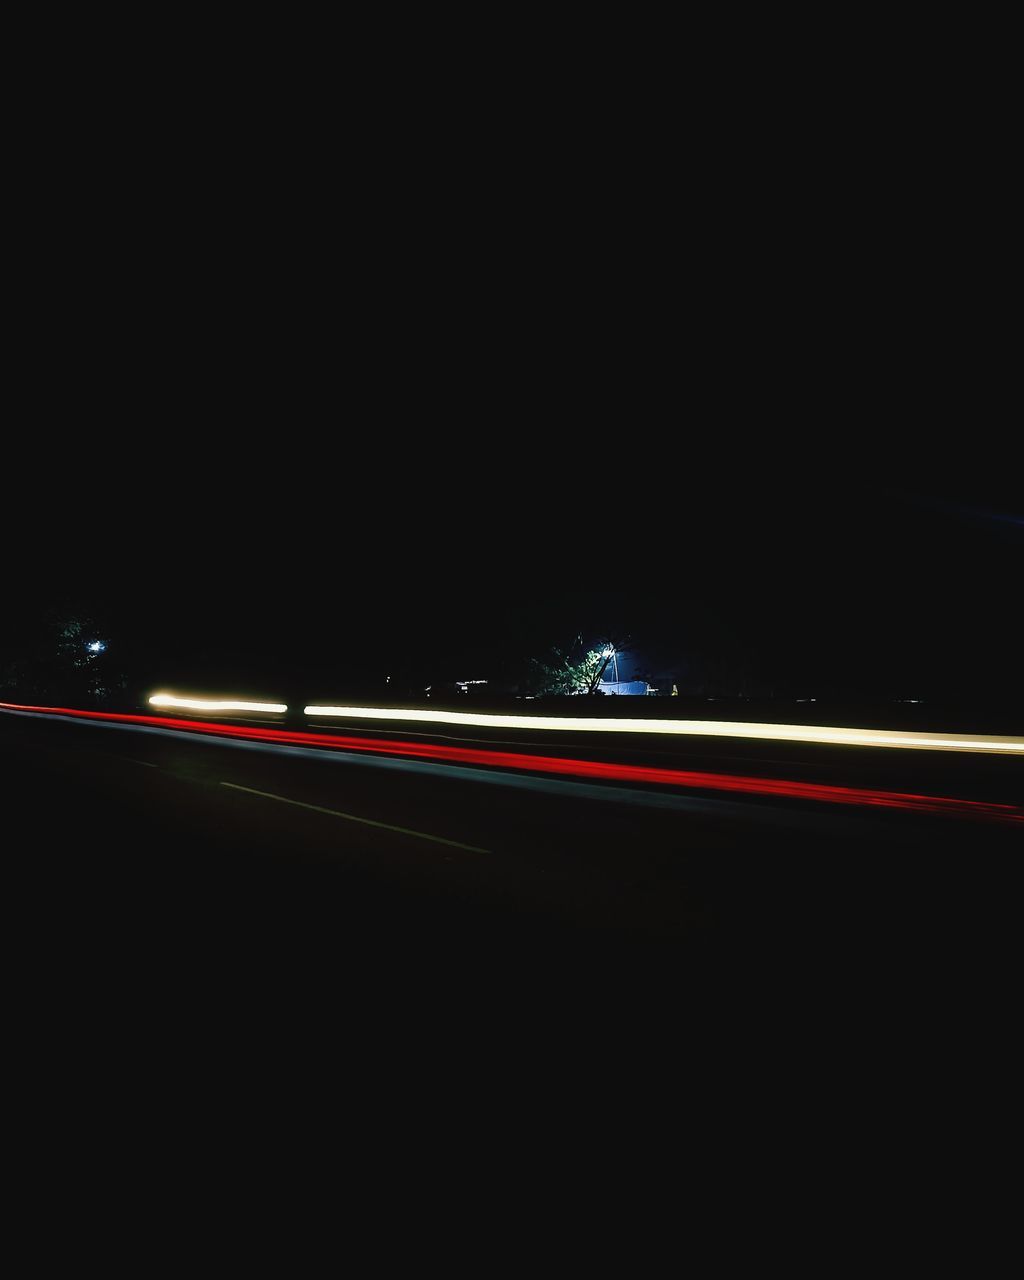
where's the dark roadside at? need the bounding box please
[5,702,1022,1206]
[4,709,1020,1036]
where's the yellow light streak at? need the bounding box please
[302,705,1024,755]
[149,694,287,714]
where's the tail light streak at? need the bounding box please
[2,701,1021,826]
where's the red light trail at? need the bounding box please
[2,701,1021,826]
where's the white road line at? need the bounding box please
[98,750,159,769]
[219,782,490,854]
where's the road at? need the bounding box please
[2,704,1020,1041]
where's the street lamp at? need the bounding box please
[86,640,106,654]
[602,646,619,682]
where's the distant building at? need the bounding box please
[597,680,656,696]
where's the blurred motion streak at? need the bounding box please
[302,706,1024,755]
[149,694,287,713]
[2,702,1021,826]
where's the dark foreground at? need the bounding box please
[4,708,1020,1046]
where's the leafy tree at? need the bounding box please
[524,638,627,696]
[0,609,124,705]
[56,617,97,670]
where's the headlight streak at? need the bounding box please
[149,694,287,714]
[2,702,1022,826]
[302,705,1024,756]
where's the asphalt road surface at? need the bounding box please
[4,704,1020,1037]
[5,698,1020,1240]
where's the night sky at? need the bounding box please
[4,86,1017,710]
[4,456,1020,707]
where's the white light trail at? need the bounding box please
[302,705,1024,755]
[149,694,287,714]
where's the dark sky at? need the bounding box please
[4,79,1017,704]
[5,460,1020,703]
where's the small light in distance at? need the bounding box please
[87,640,106,653]
[149,693,288,713]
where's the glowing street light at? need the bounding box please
[86,640,106,654]
[601,646,619,682]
